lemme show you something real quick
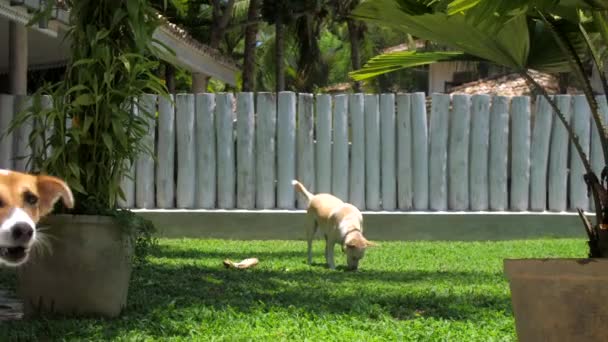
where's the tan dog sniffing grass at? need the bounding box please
[0,169,74,267]
[292,179,376,271]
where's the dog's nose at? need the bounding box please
[10,223,34,244]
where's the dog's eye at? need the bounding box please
[0,199,5,208]
[24,192,38,206]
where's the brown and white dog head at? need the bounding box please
[0,169,73,267]
[332,203,377,271]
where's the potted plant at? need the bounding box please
[351,0,608,340]
[9,0,167,318]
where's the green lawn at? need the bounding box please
[1,238,588,341]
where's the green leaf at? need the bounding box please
[81,116,94,132]
[350,51,469,81]
[71,58,96,67]
[102,133,114,151]
[67,162,80,178]
[65,84,89,96]
[592,11,608,49]
[69,180,87,194]
[527,19,589,72]
[112,119,129,149]
[447,0,482,15]
[353,0,530,69]
[73,94,96,107]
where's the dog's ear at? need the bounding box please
[365,239,379,247]
[37,175,74,215]
[346,236,367,249]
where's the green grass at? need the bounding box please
[0,238,588,341]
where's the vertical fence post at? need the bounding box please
[315,94,332,194]
[364,94,380,210]
[570,95,591,211]
[277,91,296,209]
[411,92,428,210]
[397,94,413,210]
[156,94,175,209]
[196,93,217,209]
[547,95,572,212]
[236,92,255,209]
[296,93,315,208]
[469,94,490,211]
[349,94,365,209]
[448,94,471,210]
[216,93,236,209]
[489,96,509,211]
[429,94,449,211]
[176,94,196,208]
[380,93,396,210]
[529,96,554,211]
[332,94,349,201]
[256,92,276,209]
[135,94,157,208]
[509,96,531,211]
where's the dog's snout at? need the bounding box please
[11,223,34,243]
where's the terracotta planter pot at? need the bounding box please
[16,214,133,318]
[504,258,608,342]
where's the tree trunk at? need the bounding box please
[242,0,260,92]
[275,17,286,93]
[347,19,362,93]
[165,63,175,93]
[558,72,569,94]
[209,0,236,48]
[192,73,208,93]
[195,0,235,92]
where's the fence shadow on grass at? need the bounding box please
[151,244,307,260]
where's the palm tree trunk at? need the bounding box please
[192,0,235,93]
[242,0,260,92]
[165,62,175,93]
[347,19,362,93]
[275,16,286,93]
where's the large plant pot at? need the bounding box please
[504,258,608,342]
[16,214,133,318]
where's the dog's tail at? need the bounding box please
[292,179,314,201]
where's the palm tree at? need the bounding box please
[330,0,365,92]
[350,0,608,256]
[242,0,260,91]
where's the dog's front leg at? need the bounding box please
[306,219,317,265]
[325,239,336,270]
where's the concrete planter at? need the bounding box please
[16,214,133,318]
[504,258,608,342]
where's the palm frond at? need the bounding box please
[353,0,530,70]
[349,50,471,81]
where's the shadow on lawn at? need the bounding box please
[124,262,511,321]
[1,244,513,341]
[141,244,511,322]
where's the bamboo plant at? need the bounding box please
[9,0,172,261]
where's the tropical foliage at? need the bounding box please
[153,0,428,93]
[351,0,608,257]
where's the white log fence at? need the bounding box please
[1,92,607,213]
